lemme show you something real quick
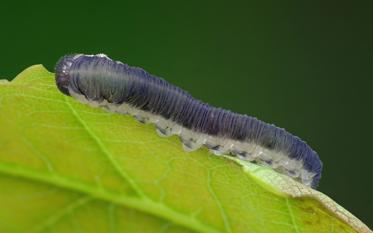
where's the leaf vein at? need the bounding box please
[207,169,232,233]
[0,163,222,233]
[30,196,92,233]
[63,96,146,198]
[285,198,301,233]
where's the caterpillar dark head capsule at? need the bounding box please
[55,53,323,188]
[55,54,78,96]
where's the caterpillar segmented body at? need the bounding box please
[55,54,323,188]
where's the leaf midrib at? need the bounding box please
[0,162,222,233]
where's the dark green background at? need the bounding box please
[1,0,372,228]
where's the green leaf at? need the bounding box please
[0,65,370,233]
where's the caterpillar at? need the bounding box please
[55,54,322,188]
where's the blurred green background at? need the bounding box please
[1,0,372,228]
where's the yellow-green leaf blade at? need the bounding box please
[0,65,370,233]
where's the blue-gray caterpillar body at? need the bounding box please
[55,54,322,188]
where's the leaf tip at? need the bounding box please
[0,79,10,85]
[12,64,53,83]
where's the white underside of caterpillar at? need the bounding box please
[70,89,316,187]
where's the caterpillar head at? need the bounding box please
[55,54,81,96]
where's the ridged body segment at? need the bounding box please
[55,54,322,188]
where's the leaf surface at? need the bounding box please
[0,65,370,233]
